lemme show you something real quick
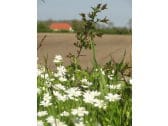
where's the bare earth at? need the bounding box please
[37,33,132,69]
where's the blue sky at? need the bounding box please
[38,0,131,27]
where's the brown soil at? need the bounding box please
[37,33,132,69]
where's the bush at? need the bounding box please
[37,22,52,32]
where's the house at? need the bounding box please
[49,23,73,32]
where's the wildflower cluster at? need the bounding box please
[37,55,132,126]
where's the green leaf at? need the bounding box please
[101,4,107,10]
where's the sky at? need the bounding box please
[38,0,131,27]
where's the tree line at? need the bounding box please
[37,19,132,35]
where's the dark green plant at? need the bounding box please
[37,22,52,32]
[67,3,109,68]
[71,20,85,32]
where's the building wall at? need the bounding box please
[52,27,74,32]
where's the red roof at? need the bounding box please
[49,23,72,30]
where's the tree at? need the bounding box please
[37,22,51,32]
[71,20,84,32]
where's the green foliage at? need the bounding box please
[67,3,109,68]
[97,27,132,35]
[37,22,52,32]
[71,20,85,32]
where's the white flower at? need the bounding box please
[53,91,68,101]
[45,80,52,87]
[81,79,92,88]
[43,93,52,101]
[71,107,89,117]
[83,94,95,104]
[54,66,67,81]
[74,121,85,126]
[93,99,106,109]
[84,90,100,97]
[108,84,122,90]
[54,73,60,78]
[65,87,82,99]
[83,90,100,104]
[105,93,121,102]
[53,84,66,90]
[55,120,68,126]
[57,66,66,75]
[55,119,67,126]
[37,88,41,94]
[81,85,89,88]
[89,90,101,97]
[100,68,105,75]
[40,100,52,107]
[83,90,107,109]
[95,68,98,71]
[46,116,55,124]
[129,79,132,85]
[53,55,63,63]
[50,78,55,82]
[37,111,48,117]
[81,79,88,83]
[37,65,45,76]
[108,75,113,80]
[40,93,52,107]
[112,70,115,74]
[59,76,67,82]
[37,120,44,126]
[60,111,70,117]
[71,75,75,81]
[40,73,49,79]
[42,86,46,91]
[46,116,67,126]
[37,69,42,76]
